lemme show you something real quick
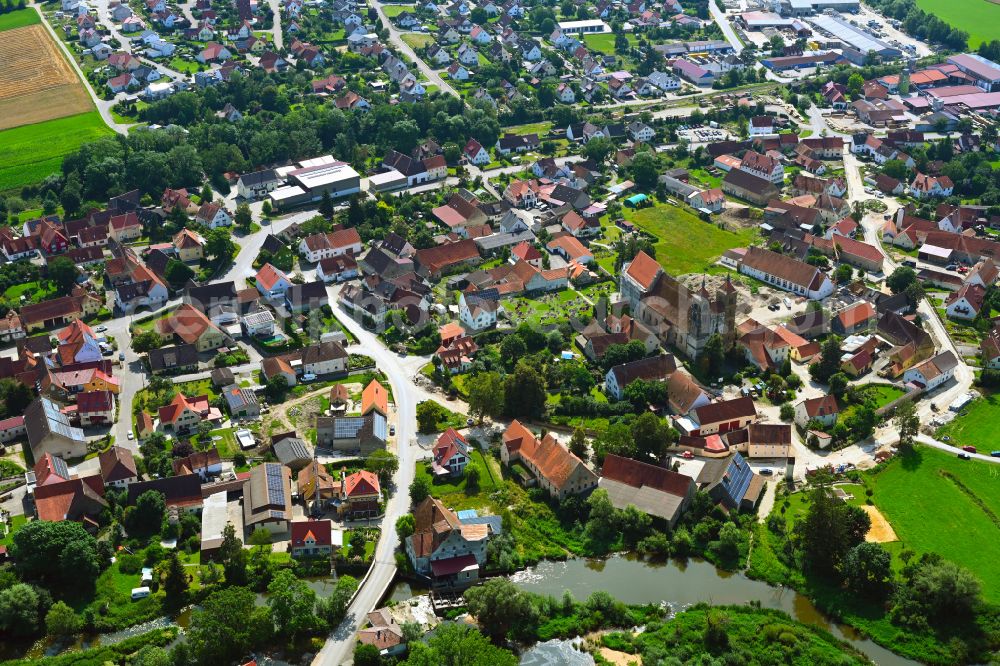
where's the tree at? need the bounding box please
[354,644,381,666]
[162,550,188,608]
[834,263,853,284]
[318,190,334,219]
[125,490,166,537]
[316,575,358,628]
[795,486,870,575]
[847,72,864,98]
[842,542,892,599]
[264,374,288,402]
[582,136,613,163]
[886,266,918,295]
[416,400,445,433]
[630,151,659,189]
[780,403,795,421]
[465,463,481,488]
[349,530,366,557]
[218,523,247,587]
[235,202,253,231]
[882,159,908,180]
[366,449,398,487]
[205,228,236,260]
[132,331,164,353]
[404,623,518,666]
[584,488,618,548]
[0,378,35,418]
[700,333,726,379]
[569,427,588,461]
[810,336,842,383]
[631,412,674,462]
[267,569,317,639]
[47,256,78,296]
[503,362,546,420]
[200,183,213,203]
[131,646,172,666]
[894,400,919,450]
[410,476,431,505]
[11,520,100,588]
[164,259,195,289]
[499,334,527,367]
[465,371,505,422]
[396,513,415,541]
[463,578,538,643]
[893,557,981,624]
[0,583,41,638]
[45,601,80,639]
[188,586,271,665]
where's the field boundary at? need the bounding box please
[938,469,1000,531]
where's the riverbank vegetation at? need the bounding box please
[603,604,871,665]
[748,450,1000,664]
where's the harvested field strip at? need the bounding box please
[0,23,94,130]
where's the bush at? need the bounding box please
[118,553,142,575]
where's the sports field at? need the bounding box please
[0,111,111,192]
[914,0,1000,47]
[870,446,1000,602]
[0,10,94,131]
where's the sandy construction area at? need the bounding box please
[0,24,93,130]
[862,504,899,543]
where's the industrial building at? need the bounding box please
[807,14,900,65]
[946,54,1000,92]
[556,19,610,34]
[777,0,859,16]
[268,155,361,210]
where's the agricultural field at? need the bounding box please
[869,446,1000,602]
[624,203,758,275]
[935,393,1000,453]
[0,9,94,131]
[0,111,111,193]
[913,0,1000,47]
[582,33,637,55]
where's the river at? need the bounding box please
[506,556,914,666]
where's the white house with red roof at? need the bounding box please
[298,227,363,263]
[511,240,542,268]
[290,519,334,557]
[195,202,233,228]
[255,263,292,301]
[463,138,490,165]
[432,428,469,477]
[908,173,954,199]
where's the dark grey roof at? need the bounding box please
[273,437,312,465]
[148,344,199,371]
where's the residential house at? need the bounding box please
[739,247,834,300]
[255,263,293,301]
[98,446,138,488]
[195,202,233,228]
[604,353,677,401]
[158,304,228,352]
[432,428,469,477]
[301,340,348,376]
[158,393,214,433]
[298,227,363,263]
[290,520,334,558]
[795,394,840,428]
[338,469,380,518]
[902,350,958,391]
[599,454,695,527]
[284,280,328,313]
[946,283,985,320]
[501,420,598,499]
[679,397,758,437]
[222,384,260,419]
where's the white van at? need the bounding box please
[131,587,151,601]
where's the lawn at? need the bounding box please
[0,112,112,193]
[936,393,1000,452]
[582,32,636,55]
[415,449,502,512]
[501,120,553,136]
[0,8,40,31]
[381,4,412,17]
[860,383,905,409]
[624,203,757,275]
[914,0,1000,47]
[869,446,1000,603]
[190,427,239,459]
[401,33,432,49]
[4,280,57,304]
[0,514,26,547]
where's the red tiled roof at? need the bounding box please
[290,519,332,547]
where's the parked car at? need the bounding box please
[682,450,694,459]
[301,373,317,382]
[119,352,125,361]
[991,451,1000,457]
[95,325,107,333]
[127,431,134,440]
[958,452,971,460]
[902,260,916,268]
[759,468,773,476]
[962,445,977,453]
[389,425,396,436]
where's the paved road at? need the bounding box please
[708,0,744,54]
[264,0,284,51]
[369,0,459,98]
[30,3,132,135]
[311,290,422,666]
[92,0,188,82]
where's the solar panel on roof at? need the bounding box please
[333,417,365,439]
[265,464,286,506]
